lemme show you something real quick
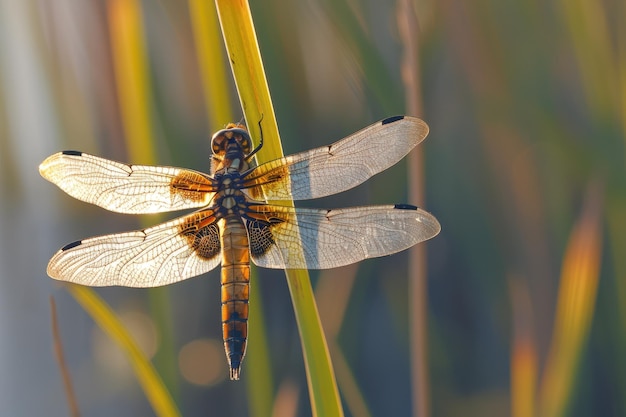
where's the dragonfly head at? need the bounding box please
[210,123,255,174]
[211,123,253,158]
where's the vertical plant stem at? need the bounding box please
[188,2,274,415]
[214,1,343,415]
[316,266,372,417]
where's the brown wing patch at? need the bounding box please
[242,159,291,201]
[170,171,217,203]
[39,151,218,214]
[178,211,221,260]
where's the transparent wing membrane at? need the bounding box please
[247,203,440,270]
[243,116,429,201]
[40,151,216,214]
[46,210,222,287]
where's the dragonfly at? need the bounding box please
[39,115,440,380]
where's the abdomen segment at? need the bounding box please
[220,217,251,380]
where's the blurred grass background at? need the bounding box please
[0,0,623,416]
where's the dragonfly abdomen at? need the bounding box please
[219,216,251,380]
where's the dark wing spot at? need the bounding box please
[246,219,277,256]
[180,218,221,260]
[393,203,418,210]
[61,150,83,156]
[381,115,404,125]
[192,224,221,259]
[61,240,82,251]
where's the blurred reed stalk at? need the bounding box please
[188,0,233,129]
[509,277,537,417]
[214,1,343,416]
[539,182,603,417]
[551,2,618,416]
[67,284,181,417]
[57,1,181,415]
[107,0,178,397]
[108,0,156,166]
[555,5,625,414]
[50,297,81,417]
[397,1,430,416]
[556,0,619,124]
[271,379,301,417]
[316,265,372,417]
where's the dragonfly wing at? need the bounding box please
[40,151,216,214]
[46,210,222,287]
[246,203,440,270]
[243,116,428,201]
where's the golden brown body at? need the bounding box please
[219,216,251,380]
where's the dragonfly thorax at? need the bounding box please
[212,147,251,176]
[214,171,245,191]
[212,185,249,217]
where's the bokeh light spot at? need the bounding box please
[178,338,226,386]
